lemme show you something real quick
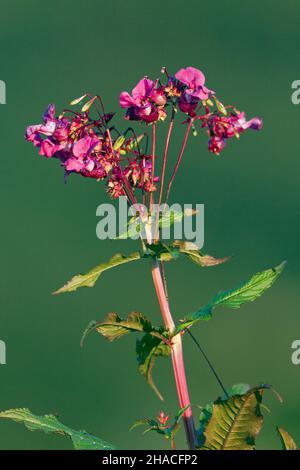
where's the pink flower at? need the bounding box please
[200,110,263,155]
[231,112,263,132]
[120,77,166,123]
[175,66,213,101]
[39,139,61,158]
[64,135,99,173]
[178,94,199,117]
[120,77,154,108]
[25,104,68,154]
[208,136,225,155]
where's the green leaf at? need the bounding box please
[94,312,164,342]
[0,408,116,450]
[199,386,269,450]
[53,252,141,294]
[175,262,286,333]
[173,241,229,267]
[197,383,251,444]
[228,383,251,396]
[136,334,171,401]
[277,427,297,450]
[116,208,196,240]
[159,208,197,229]
[146,242,180,262]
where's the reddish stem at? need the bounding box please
[154,113,175,241]
[164,119,193,205]
[106,128,137,205]
[158,113,175,208]
[151,259,197,450]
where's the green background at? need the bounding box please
[0,0,299,450]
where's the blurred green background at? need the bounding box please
[0,0,299,450]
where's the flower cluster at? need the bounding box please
[25,100,158,199]
[119,66,214,122]
[25,65,263,200]
[200,110,263,155]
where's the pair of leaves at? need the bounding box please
[175,261,286,334]
[54,242,227,294]
[0,408,116,450]
[82,312,171,401]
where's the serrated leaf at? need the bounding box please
[159,208,197,229]
[175,262,286,333]
[94,312,163,342]
[197,383,251,444]
[53,252,141,294]
[199,386,269,450]
[277,427,297,450]
[173,240,229,267]
[136,334,171,401]
[0,408,116,450]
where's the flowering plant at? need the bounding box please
[0,66,296,451]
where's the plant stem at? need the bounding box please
[164,119,193,205]
[154,112,175,242]
[149,123,157,210]
[158,112,175,208]
[151,258,197,450]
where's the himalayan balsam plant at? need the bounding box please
[0,66,297,451]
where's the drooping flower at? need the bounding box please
[200,110,263,155]
[123,156,159,192]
